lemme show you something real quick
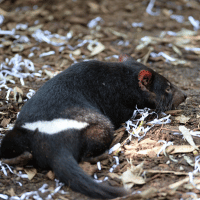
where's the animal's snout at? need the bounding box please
[171,88,187,109]
[183,92,187,100]
[180,90,187,103]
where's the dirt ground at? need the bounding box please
[0,0,200,199]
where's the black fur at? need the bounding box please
[0,56,186,199]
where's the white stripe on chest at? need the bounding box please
[22,118,89,134]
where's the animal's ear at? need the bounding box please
[138,70,152,91]
[119,54,130,62]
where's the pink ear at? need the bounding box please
[138,70,152,90]
[119,54,130,62]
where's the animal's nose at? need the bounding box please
[183,92,187,100]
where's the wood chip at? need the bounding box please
[24,168,37,180]
[1,118,11,128]
[46,170,55,180]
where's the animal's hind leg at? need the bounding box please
[81,122,114,159]
[64,107,115,159]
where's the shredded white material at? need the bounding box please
[69,53,78,63]
[16,24,28,30]
[0,15,4,25]
[187,153,200,188]
[0,161,28,186]
[18,171,28,179]
[32,29,72,46]
[109,143,120,154]
[146,0,160,16]
[109,156,119,173]
[189,171,196,186]
[59,46,65,52]
[0,166,65,200]
[46,179,66,199]
[150,52,176,62]
[0,194,8,200]
[170,15,184,23]
[194,156,200,173]
[94,173,98,180]
[104,55,119,60]
[5,89,11,101]
[15,35,30,43]
[0,54,35,93]
[97,161,101,170]
[132,22,144,27]
[0,28,15,35]
[186,192,199,200]
[87,17,104,29]
[0,161,14,176]
[67,39,93,51]
[117,40,130,46]
[39,51,55,57]
[188,16,200,31]
[26,89,36,99]
[28,52,34,58]
[185,47,200,52]
[125,107,171,141]
[114,156,119,165]
[166,31,177,36]
[157,140,174,157]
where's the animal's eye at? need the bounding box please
[165,87,171,93]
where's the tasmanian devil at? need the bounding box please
[0,55,186,199]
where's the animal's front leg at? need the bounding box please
[1,151,33,166]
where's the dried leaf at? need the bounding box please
[172,45,182,56]
[0,8,8,15]
[13,86,23,102]
[140,188,158,199]
[166,144,200,154]
[124,139,162,158]
[1,118,11,128]
[122,188,157,200]
[121,162,145,190]
[169,177,190,189]
[89,42,105,56]
[58,196,70,200]
[176,28,197,36]
[50,37,67,45]
[107,172,120,179]
[67,17,88,25]
[71,49,81,56]
[183,155,194,166]
[5,188,16,197]
[165,110,183,115]
[87,2,100,13]
[79,162,97,176]
[28,24,44,32]
[2,40,12,46]
[24,168,37,180]
[44,69,55,79]
[145,169,190,176]
[12,44,24,52]
[175,115,190,123]
[46,170,55,180]
[184,177,200,190]
[109,28,128,38]
[179,126,199,150]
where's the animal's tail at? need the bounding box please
[50,149,128,199]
